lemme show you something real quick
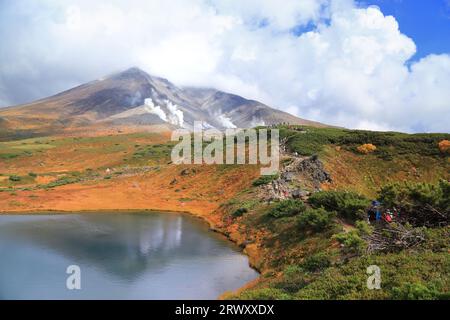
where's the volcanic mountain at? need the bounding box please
[0,67,326,135]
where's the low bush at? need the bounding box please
[280,126,450,159]
[375,149,394,161]
[252,174,278,186]
[8,175,21,182]
[281,127,345,156]
[0,153,19,159]
[45,177,81,188]
[438,139,450,154]
[238,288,291,300]
[232,207,248,218]
[378,180,449,227]
[355,220,373,236]
[334,231,367,255]
[337,131,449,157]
[308,191,370,221]
[297,208,336,232]
[275,266,309,293]
[392,283,440,300]
[357,143,377,154]
[301,252,331,272]
[268,199,306,218]
[294,251,448,299]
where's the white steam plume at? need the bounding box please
[144,98,167,122]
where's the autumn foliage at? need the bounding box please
[357,143,377,154]
[438,140,450,154]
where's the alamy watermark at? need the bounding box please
[366,265,381,290]
[66,265,81,290]
[171,122,280,175]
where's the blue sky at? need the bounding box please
[360,0,450,61]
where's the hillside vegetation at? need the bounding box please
[218,126,449,299]
[276,126,449,196]
[0,125,448,299]
[220,179,449,299]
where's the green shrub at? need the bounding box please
[9,175,21,182]
[337,131,449,157]
[297,208,336,232]
[281,127,347,156]
[45,177,81,188]
[252,174,278,186]
[238,288,291,300]
[294,251,448,299]
[0,153,19,159]
[309,191,370,221]
[268,199,306,218]
[232,207,248,218]
[392,283,440,300]
[334,231,367,255]
[355,220,373,236]
[274,279,308,294]
[283,264,302,277]
[379,180,449,227]
[376,149,394,161]
[28,172,37,177]
[275,266,309,293]
[278,125,450,159]
[301,252,331,272]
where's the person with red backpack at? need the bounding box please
[383,209,393,223]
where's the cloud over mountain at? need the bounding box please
[0,0,449,132]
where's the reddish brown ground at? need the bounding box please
[0,162,260,226]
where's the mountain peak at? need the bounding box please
[110,67,150,81]
[0,68,328,132]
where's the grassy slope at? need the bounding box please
[276,126,449,195]
[218,126,449,299]
[0,131,260,217]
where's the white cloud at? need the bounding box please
[0,0,449,132]
[212,0,329,30]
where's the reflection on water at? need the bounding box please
[0,213,258,299]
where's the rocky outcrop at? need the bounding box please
[297,155,332,188]
[258,152,332,202]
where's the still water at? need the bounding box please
[0,213,258,299]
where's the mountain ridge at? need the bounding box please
[0,67,327,133]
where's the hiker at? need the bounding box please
[368,200,380,222]
[376,209,382,221]
[382,209,393,223]
[368,207,376,222]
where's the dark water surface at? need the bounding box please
[0,213,258,299]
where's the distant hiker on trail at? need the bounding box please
[368,200,397,224]
[376,210,382,221]
[383,209,393,223]
[368,200,381,222]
